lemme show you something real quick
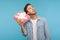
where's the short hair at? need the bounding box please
[24,3,31,14]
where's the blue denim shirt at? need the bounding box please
[23,16,50,40]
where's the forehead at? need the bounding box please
[27,5,33,8]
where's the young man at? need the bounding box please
[16,3,50,40]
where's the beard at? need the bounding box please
[28,12,36,15]
[27,11,36,16]
[27,9,36,15]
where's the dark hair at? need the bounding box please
[24,3,31,14]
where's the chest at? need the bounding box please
[27,20,44,31]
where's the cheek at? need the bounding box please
[28,10,32,13]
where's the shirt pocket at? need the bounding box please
[37,22,44,33]
[38,22,44,28]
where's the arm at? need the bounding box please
[16,19,27,36]
[44,18,50,40]
[21,24,27,36]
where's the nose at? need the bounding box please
[32,8,35,11]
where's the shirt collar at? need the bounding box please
[28,16,40,22]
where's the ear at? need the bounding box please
[27,12,30,15]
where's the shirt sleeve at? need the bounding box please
[22,23,28,37]
[44,18,50,40]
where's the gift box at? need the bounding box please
[14,12,30,24]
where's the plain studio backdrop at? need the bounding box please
[0,0,60,40]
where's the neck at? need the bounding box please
[30,14,37,20]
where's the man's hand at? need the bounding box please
[15,18,26,34]
[15,18,23,26]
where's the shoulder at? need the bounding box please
[37,16,47,22]
[37,16,48,26]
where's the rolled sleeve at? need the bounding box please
[22,23,28,36]
[22,28,27,36]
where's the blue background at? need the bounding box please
[0,0,60,40]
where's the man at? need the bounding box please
[16,3,50,40]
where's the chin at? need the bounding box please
[33,12,36,14]
[31,13,36,15]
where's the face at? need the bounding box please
[27,5,36,15]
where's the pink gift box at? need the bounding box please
[14,12,30,24]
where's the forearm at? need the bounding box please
[15,18,27,36]
[16,19,25,33]
[20,24,27,36]
[21,25,25,33]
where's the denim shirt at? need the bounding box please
[23,16,50,40]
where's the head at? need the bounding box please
[24,3,36,15]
